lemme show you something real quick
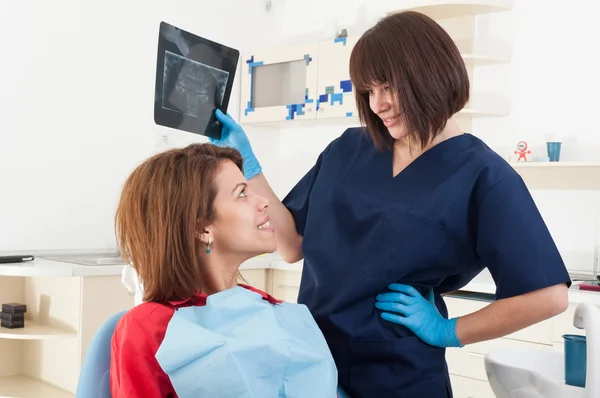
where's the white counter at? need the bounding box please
[458,268,600,305]
[0,257,124,277]
[1,254,598,305]
[0,253,281,278]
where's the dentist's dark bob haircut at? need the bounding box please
[349,11,470,151]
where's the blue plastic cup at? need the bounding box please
[547,142,562,162]
[563,334,586,387]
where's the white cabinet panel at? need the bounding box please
[316,36,359,120]
[240,43,319,123]
[239,269,267,292]
[447,338,551,381]
[271,269,301,303]
[450,374,495,398]
[273,285,300,303]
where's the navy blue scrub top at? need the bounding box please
[282,128,571,398]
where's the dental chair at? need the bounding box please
[76,310,127,398]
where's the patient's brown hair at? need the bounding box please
[350,11,470,151]
[115,143,243,303]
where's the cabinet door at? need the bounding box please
[449,375,495,398]
[238,269,267,292]
[271,269,301,303]
[240,43,318,123]
[316,36,359,120]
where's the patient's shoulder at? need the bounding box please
[122,301,175,323]
[114,302,175,348]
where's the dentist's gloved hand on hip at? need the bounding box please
[210,110,262,180]
[375,284,463,348]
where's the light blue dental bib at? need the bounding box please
[154,286,341,397]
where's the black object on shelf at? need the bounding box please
[0,312,24,322]
[2,303,27,314]
[1,318,24,329]
[0,303,27,329]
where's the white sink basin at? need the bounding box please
[485,349,584,397]
[485,302,600,398]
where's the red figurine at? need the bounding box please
[514,141,531,162]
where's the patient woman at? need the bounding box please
[110,143,341,398]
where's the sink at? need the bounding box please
[485,302,600,398]
[485,349,584,397]
[42,254,128,266]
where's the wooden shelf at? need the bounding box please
[512,162,600,168]
[511,162,600,190]
[462,52,509,66]
[457,92,510,118]
[388,0,513,20]
[243,92,510,127]
[0,375,73,398]
[455,37,512,66]
[458,108,507,117]
[0,320,76,340]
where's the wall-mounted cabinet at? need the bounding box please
[240,36,510,126]
[239,0,513,127]
[240,43,319,124]
[314,36,359,120]
[386,0,513,20]
[454,37,512,66]
[512,162,600,190]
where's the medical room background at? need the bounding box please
[1,0,600,397]
[1,0,599,271]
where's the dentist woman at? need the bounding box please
[211,11,570,398]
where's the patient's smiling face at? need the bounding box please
[203,160,276,260]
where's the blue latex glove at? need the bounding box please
[375,284,462,348]
[209,110,262,180]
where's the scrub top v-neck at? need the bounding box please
[282,128,570,398]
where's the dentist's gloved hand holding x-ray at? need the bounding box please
[211,110,262,180]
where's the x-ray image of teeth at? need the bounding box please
[162,50,229,120]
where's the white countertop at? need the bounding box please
[0,257,124,277]
[1,254,598,305]
[460,268,600,305]
[0,252,288,278]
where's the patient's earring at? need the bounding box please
[205,238,212,254]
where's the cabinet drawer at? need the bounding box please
[447,337,551,381]
[273,284,300,303]
[238,269,267,292]
[272,269,302,289]
[271,270,302,303]
[446,296,489,316]
[507,319,553,345]
[449,374,495,398]
[445,296,554,344]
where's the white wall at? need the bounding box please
[252,0,600,274]
[2,0,599,275]
[0,0,281,251]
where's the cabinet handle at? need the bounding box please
[276,284,299,290]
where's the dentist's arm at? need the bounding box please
[454,284,567,345]
[211,111,303,263]
[249,173,304,263]
[374,283,567,348]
